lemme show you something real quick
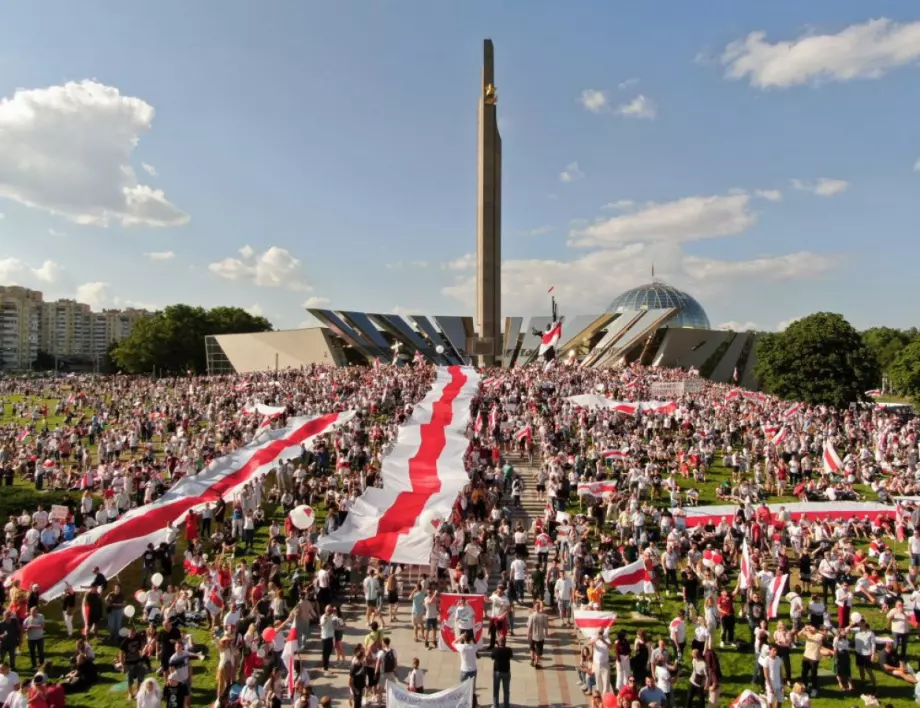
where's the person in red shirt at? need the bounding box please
[717,589,736,646]
[617,676,639,703]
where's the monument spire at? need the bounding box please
[474,39,502,366]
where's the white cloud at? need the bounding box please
[579,89,608,113]
[913,157,920,171]
[75,282,110,309]
[141,162,157,177]
[0,257,62,285]
[74,281,156,311]
[144,250,175,261]
[777,316,803,331]
[302,296,331,309]
[790,178,849,196]
[521,225,553,237]
[755,189,782,202]
[443,245,841,316]
[683,252,841,280]
[47,228,66,237]
[718,321,761,332]
[569,193,755,248]
[208,244,311,291]
[617,94,657,119]
[245,304,264,317]
[618,78,639,89]
[602,200,635,211]
[559,162,584,183]
[442,253,475,271]
[0,80,188,227]
[385,260,428,270]
[721,18,920,88]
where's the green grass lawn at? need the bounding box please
[0,394,300,707]
[584,456,920,707]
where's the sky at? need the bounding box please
[0,1,919,333]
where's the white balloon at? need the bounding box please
[290,505,315,530]
[151,573,164,588]
[418,509,443,534]
[435,345,445,355]
[850,611,863,625]
[123,605,136,618]
[714,564,724,576]
[119,627,129,637]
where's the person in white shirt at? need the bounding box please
[488,586,510,648]
[853,618,877,692]
[406,657,425,693]
[0,665,18,704]
[554,572,574,627]
[763,644,784,707]
[589,629,612,695]
[135,677,161,708]
[456,633,479,689]
[909,530,920,567]
[509,556,527,606]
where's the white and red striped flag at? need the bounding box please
[14,412,353,599]
[17,429,29,442]
[865,389,883,397]
[474,412,483,437]
[600,559,653,595]
[822,440,843,474]
[601,449,629,460]
[574,609,617,638]
[316,367,480,565]
[765,574,788,619]
[771,426,789,446]
[488,406,498,432]
[740,539,754,590]
[762,424,780,437]
[514,425,532,443]
[577,481,618,498]
[373,357,381,370]
[538,321,563,360]
[783,402,803,419]
[413,350,425,366]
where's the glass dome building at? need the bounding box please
[607,281,711,329]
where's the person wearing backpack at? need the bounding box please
[376,637,398,703]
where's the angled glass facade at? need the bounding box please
[607,282,710,329]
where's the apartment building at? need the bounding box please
[0,286,152,370]
[0,286,42,370]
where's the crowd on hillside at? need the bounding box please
[0,362,918,707]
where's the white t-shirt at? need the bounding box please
[458,643,478,673]
[489,593,510,619]
[888,608,910,635]
[510,559,527,581]
[0,672,19,702]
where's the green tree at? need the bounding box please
[110,306,272,374]
[753,312,880,407]
[861,326,915,372]
[888,341,920,403]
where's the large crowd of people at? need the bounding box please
[0,360,918,707]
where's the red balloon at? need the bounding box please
[602,694,617,708]
[261,627,276,644]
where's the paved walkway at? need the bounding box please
[306,450,587,707]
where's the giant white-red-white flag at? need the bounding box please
[316,366,479,565]
[14,412,354,600]
[577,481,618,498]
[823,440,843,474]
[600,559,654,595]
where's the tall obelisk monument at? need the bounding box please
[476,39,502,367]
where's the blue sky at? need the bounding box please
[0,1,918,332]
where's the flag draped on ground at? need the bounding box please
[601,559,654,594]
[14,411,354,600]
[316,366,479,565]
[574,609,618,638]
[682,500,893,527]
[438,594,485,651]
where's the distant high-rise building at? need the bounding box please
[0,286,43,370]
[0,286,151,370]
